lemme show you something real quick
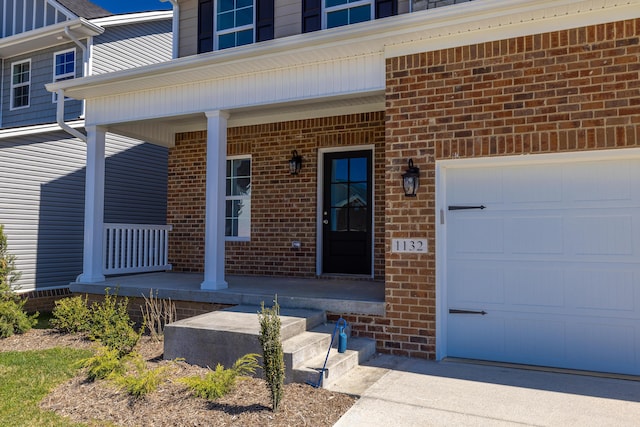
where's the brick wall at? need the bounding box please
[383,18,640,358]
[168,113,386,279]
[21,287,72,313]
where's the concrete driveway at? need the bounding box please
[329,355,640,426]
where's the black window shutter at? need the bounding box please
[198,0,214,53]
[256,0,275,42]
[302,0,321,33]
[375,0,397,19]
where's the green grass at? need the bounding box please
[0,347,92,427]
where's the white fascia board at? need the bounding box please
[90,11,173,27]
[0,18,104,57]
[46,0,640,100]
[0,120,85,140]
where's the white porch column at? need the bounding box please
[76,126,106,283]
[201,110,230,290]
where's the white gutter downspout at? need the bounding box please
[161,0,179,58]
[56,26,91,142]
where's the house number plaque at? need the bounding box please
[392,238,428,253]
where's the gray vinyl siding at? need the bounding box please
[0,0,72,38]
[0,131,168,292]
[92,20,173,74]
[1,44,83,128]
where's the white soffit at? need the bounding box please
[46,0,640,100]
[0,18,104,57]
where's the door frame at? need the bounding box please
[317,144,375,277]
[435,147,640,362]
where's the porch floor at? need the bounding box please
[71,272,385,315]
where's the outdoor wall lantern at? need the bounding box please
[402,158,420,197]
[289,150,303,175]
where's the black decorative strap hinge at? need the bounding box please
[448,205,486,211]
[449,309,487,315]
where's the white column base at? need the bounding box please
[200,279,229,290]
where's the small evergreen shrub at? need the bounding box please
[50,295,90,333]
[0,226,36,338]
[80,346,127,382]
[180,353,260,400]
[87,288,141,357]
[258,297,285,412]
[114,355,171,398]
[0,300,37,338]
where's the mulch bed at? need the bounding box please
[0,329,356,426]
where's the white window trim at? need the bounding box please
[10,59,30,111]
[213,0,256,50]
[226,154,252,241]
[52,48,76,103]
[322,0,374,29]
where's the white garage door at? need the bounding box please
[444,153,640,376]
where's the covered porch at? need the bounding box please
[71,272,385,316]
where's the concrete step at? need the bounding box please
[164,305,325,369]
[291,336,377,388]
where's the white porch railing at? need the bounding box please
[103,224,173,275]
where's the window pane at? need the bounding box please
[237,199,251,237]
[349,207,367,231]
[349,157,367,181]
[349,4,371,24]
[218,33,236,49]
[349,182,368,207]
[330,183,349,207]
[217,11,234,30]
[327,9,348,28]
[237,0,253,8]
[13,86,28,107]
[218,0,234,12]
[331,208,348,231]
[331,159,348,182]
[236,7,253,27]
[237,29,253,46]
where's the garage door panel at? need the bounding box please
[450,217,504,254]
[570,215,633,256]
[508,216,564,254]
[504,318,566,365]
[565,161,632,202]
[504,268,564,307]
[444,154,640,376]
[503,165,562,204]
[449,168,502,205]
[448,316,505,360]
[449,265,504,305]
[565,321,638,373]
[565,269,636,313]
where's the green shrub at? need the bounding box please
[0,299,37,338]
[113,354,171,398]
[0,224,21,298]
[258,298,285,412]
[50,295,90,333]
[87,288,141,357]
[180,353,260,400]
[79,346,126,382]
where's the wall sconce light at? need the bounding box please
[289,150,303,175]
[402,159,420,197]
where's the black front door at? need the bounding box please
[322,150,372,275]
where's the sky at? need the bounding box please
[91,0,172,14]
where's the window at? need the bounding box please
[53,49,76,102]
[226,156,251,239]
[10,60,30,110]
[198,0,273,53]
[216,0,254,50]
[325,0,373,29]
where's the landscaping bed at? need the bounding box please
[0,329,356,426]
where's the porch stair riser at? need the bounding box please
[164,305,375,388]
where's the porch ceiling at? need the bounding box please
[105,93,386,147]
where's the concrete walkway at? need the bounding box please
[329,355,640,426]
